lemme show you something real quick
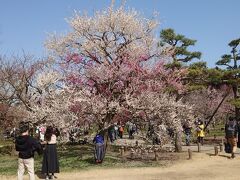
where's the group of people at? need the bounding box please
[182,116,240,159]
[108,123,124,142]
[14,116,240,180]
[182,119,205,146]
[126,121,137,139]
[15,123,59,180]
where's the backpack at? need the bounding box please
[224,142,231,153]
[119,127,123,132]
[196,127,202,132]
[226,122,236,138]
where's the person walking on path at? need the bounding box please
[15,123,43,180]
[93,132,105,163]
[42,126,60,180]
[225,116,238,159]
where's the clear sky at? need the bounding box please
[0,0,239,67]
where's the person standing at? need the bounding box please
[114,123,119,140]
[119,125,124,139]
[196,120,205,145]
[108,125,115,143]
[225,116,238,158]
[15,123,42,180]
[183,123,192,146]
[42,126,59,180]
[93,132,105,163]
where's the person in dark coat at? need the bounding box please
[42,126,59,180]
[225,116,238,158]
[183,123,192,146]
[93,132,105,163]
[15,123,42,180]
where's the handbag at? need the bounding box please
[224,142,231,153]
[237,141,240,148]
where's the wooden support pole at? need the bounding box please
[214,145,218,156]
[188,149,192,160]
[197,142,201,152]
[214,134,216,142]
[154,149,158,161]
[219,143,223,152]
[120,146,124,157]
[130,148,135,159]
[11,144,17,156]
[135,140,139,147]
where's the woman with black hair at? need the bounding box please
[42,126,59,180]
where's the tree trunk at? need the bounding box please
[175,131,182,152]
[0,128,3,141]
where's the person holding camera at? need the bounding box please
[15,123,43,180]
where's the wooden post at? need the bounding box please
[219,143,223,152]
[197,142,201,152]
[11,144,18,156]
[130,148,135,159]
[213,134,216,142]
[120,146,124,157]
[154,149,158,161]
[214,145,218,156]
[188,149,192,159]
[143,149,148,160]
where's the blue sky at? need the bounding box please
[0,0,239,67]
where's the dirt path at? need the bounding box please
[1,151,240,180]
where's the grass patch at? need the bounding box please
[0,140,13,146]
[0,143,178,176]
[206,124,225,137]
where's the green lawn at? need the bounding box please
[206,124,225,137]
[0,143,177,175]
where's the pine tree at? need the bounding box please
[216,38,240,118]
[159,29,201,152]
[159,28,201,68]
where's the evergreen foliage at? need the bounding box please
[216,38,240,117]
[159,28,201,67]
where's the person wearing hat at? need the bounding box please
[15,122,42,180]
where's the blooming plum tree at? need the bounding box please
[29,4,194,148]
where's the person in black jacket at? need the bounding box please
[183,123,192,146]
[15,123,42,180]
[225,116,238,158]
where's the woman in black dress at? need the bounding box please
[42,126,59,180]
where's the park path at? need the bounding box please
[1,148,240,180]
[56,152,240,180]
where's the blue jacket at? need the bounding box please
[93,134,104,144]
